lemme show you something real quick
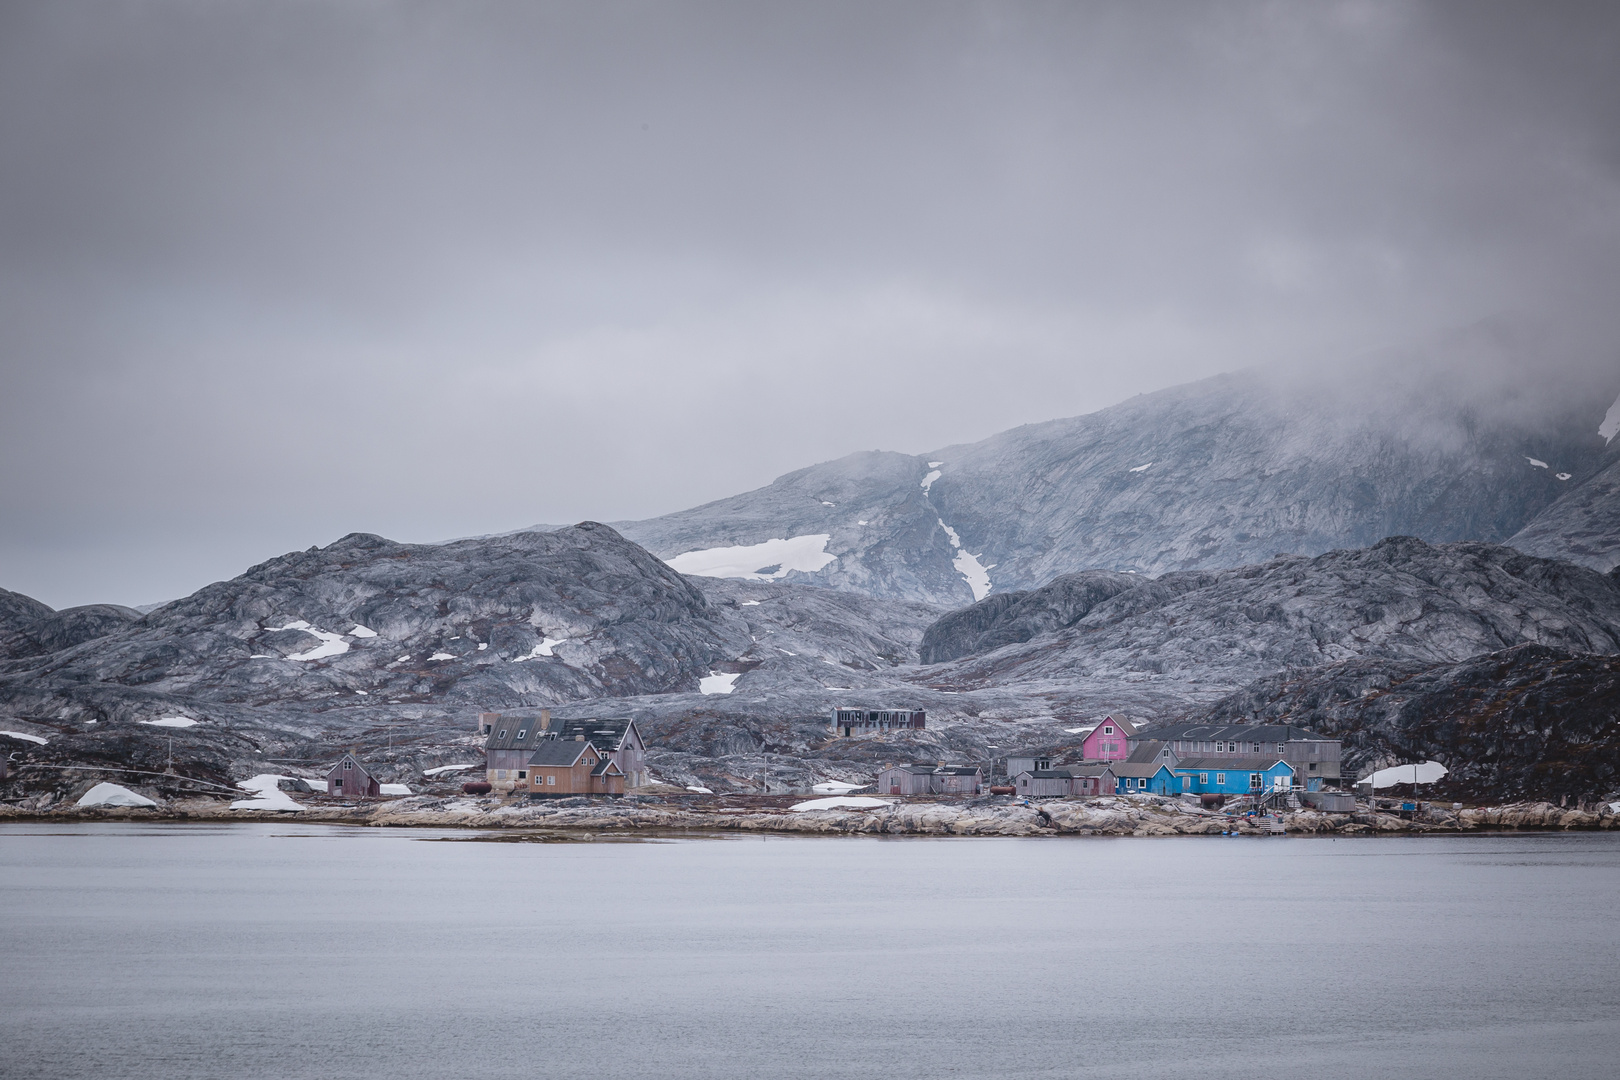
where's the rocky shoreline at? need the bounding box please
[4,793,1618,838]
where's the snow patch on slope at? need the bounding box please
[920,470,942,493]
[1,730,48,744]
[1526,457,1548,469]
[937,520,994,601]
[1600,392,1620,443]
[700,671,740,695]
[231,775,305,812]
[267,620,351,661]
[668,535,837,581]
[76,782,156,808]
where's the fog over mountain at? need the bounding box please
[2,3,1619,607]
[621,338,1620,605]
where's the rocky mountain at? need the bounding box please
[917,538,1620,686]
[1507,448,1620,572]
[618,363,1620,606]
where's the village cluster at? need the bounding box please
[834,709,1348,809]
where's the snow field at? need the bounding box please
[790,796,894,812]
[699,672,740,695]
[666,534,837,581]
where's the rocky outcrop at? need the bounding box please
[920,538,1620,689]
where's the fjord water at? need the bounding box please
[2,825,1616,1080]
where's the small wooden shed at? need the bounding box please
[327,753,381,799]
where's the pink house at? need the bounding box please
[1078,717,1136,762]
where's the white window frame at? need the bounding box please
[1216,773,1225,785]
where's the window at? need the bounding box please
[333,779,343,791]
[518,771,526,779]
[344,761,353,771]
[1199,773,1208,784]
[546,775,556,786]
[1216,773,1225,785]
[1104,725,1114,735]
[517,730,526,740]
[498,730,506,739]
[1309,763,1317,771]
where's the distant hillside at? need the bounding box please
[619,359,1619,605]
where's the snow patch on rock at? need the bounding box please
[920,469,942,493]
[1,730,48,745]
[231,775,305,812]
[1600,392,1620,443]
[667,535,837,581]
[1129,462,1154,473]
[267,620,351,662]
[141,716,199,728]
[937,520,994,601]
[700,671,740,695]
[790,796,893,812]
[1526,457,1548,469]
[76,782,157,808]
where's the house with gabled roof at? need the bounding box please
[1174,756,1295,796]
[327,753,381,799]
[1076,716,1135,762]
[1135,722,1340,789]
[524,738,625,797]
[482,711,648,790]
[1014,764,1115,799]
[1111,762,1179,796]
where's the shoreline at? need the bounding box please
[4,794,1616,838]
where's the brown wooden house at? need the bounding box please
[327,753,381,799]
[524,738,625,797]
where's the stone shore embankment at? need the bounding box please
[5,794,1619,837]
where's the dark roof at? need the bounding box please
[1139,722,1331,743]
[1023,765,1114,779]
[552,717,640,752]
[485,720,555,752]
[1127,740,1172,764]
[526,741,595,767]
[938,766,982,776]
[591,758,623,776]
[1110,762,1175,778]
[1175,756,1293,772]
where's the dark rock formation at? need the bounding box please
[1200,644,1620,803]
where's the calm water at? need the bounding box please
[2,824,1617,1080]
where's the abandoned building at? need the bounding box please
[327,753,381,799]
[831,708,926,737]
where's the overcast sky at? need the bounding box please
[2,1,1618,608]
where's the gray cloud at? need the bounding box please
[1,1,1618,606]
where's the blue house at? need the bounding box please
[1174,757,1295,796]
[1111,762,1178,795]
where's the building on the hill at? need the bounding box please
[1135,723,1341,790]
[327,753,381,799]
[1127,740,1180,769]
[483,713,556,792]
[1174,757,1296,796]
[524,738,625,797]
[1014,764,1116,798]
[550,717,649,788]
[876,763,983,795]
[1111,762,1179,796]
[832,708,926,737]
[1004,753,1051,778]
[482,712,649,790]
[1076,717,1136,762]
